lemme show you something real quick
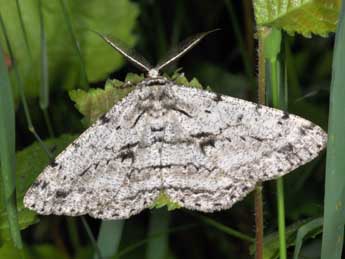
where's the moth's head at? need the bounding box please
[148,68,160,78]
[93,29,220,80]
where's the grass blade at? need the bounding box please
[146,209,170,259]
[38,0,54,138]
[0,27,23,251]
[14,0,31,59]
[93,220,124,259]
[321,1,345,258]
[58,0,89,89]
[81,216,103,259]
[293,217,323,259]
[194,213,254,242]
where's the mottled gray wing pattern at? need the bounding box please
[24,88,163,219]
[24,80,327,219]
[160,84,327,212]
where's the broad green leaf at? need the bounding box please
[254,0,341,37]
[0,134,76,237]
[0,0,139,98]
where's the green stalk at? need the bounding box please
[0,36,23,253]
[254,26,268,259]
[264,28,287,259]
[15,0,31,59]
[58,0,89,89]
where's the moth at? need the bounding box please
[24,31,327,219]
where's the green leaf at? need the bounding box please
[69,79,134,126]
[254,0,341,37]
[0,0,139,98]
[150,192,181,211]
[0,134,76,238]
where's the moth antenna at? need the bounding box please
[155,29,220,72]
[91,30,153,73]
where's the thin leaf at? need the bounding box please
[321,1,345,258]
[14,0,31,59]
[58,0,89,89]
[93,220,124,259]
[293,217,323,259]
[0,8,53,160]
[194,214,254,243]
[38,0,54,138]
[38,0,49,110]
[0,24,23,250]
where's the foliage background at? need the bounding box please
[0,0,342,258]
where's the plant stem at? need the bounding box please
[254,185,264,259]
[254,27,267,259]
[276,178,287,259]
[268,30,287,259]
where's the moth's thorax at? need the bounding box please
[137,83,177,119]
[137,76,171,88]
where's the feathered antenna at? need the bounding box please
[155,29,220,72]
[91,30,153,73]
[92,29,220,78]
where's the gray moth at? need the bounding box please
[24,31,327,219]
